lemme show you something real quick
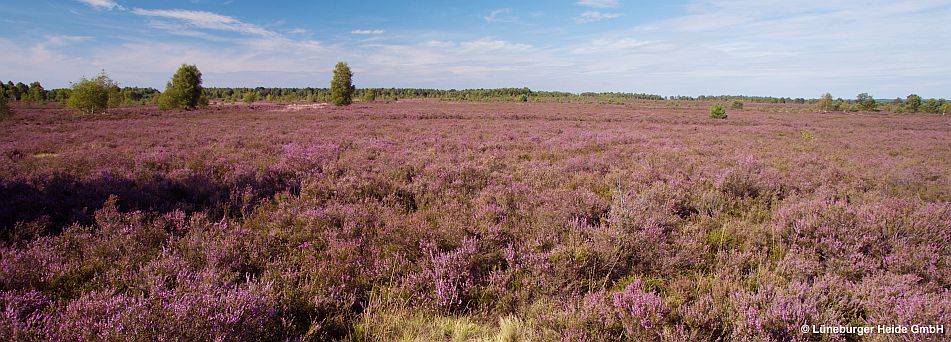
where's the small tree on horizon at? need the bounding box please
[905,94,922,113]
[330,62,354,106]
[856,93,877,111]
[159,64,206,110]
[816,93,834,112]
[67,72,113,115]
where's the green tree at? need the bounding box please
[67,72,113,115]
[730,100,744,109]
[856,93,877,111]
[709,104,727,119]
[158,64,205,110]
[107,83,123,108]
[15,82,28,101]
[28,82,47,103]
[921,98,941,113]
[330,62,354,106]
[816,93,834,112]
[0,92,11,118]
[905,94,922,112]
[243,91,257,104]
[364,88,377,102]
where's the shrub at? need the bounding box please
[519,94,529,102]
[242,92,256,105]
[0,92,10,119]
[364,89,376,102]
[816,93,834,112]
[709,104,727,119]
[67,72,113,115]
[905,94,922,112]
[856,93,877,111]
[330,62,354,106]
[730,100,744,109]
[920,98,942,113]
[158,64,205,110]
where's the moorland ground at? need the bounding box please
[1,100,949,340]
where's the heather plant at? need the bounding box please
[330,62,355,106]
[0,100,948,340]
[158,64,206,110]
[66,72,113,115]
[709,104,727,119]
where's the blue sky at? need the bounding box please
[1,0,949,98]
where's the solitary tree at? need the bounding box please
[330,62,354,106]
[856,93,877,111]
[67,72,113,115]
[158,64,205,110]
[709,104,728,119]
[816,93,834,112]
[905,94,922,113]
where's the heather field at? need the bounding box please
[1,100,950,341]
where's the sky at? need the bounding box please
[0,0,949,98]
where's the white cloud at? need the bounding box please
[131,8,276,37]
[351,29,385,35]
[576,11,622,23]
[45,35,93,46]
[75,0,124,11]
[577,0,620,8]
[483,8,515,22]
[571,38,651,54]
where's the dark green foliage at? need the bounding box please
[730,100,743,109]
[856,93,877,111]
[364,88,376,102]
[905,94,922,112]
[921,98,943,113]
[67,72,114,115]
[28,82,47,103]
[159,64,205,110]
[709,104,727,119]
[0,92,11,118]
[519,94,529,102]
[330,62,355,106]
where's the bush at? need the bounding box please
[519,94,529,102]
[816,93,834,112]
[730,100,744,109]
[920,99,943,113]
[364,89,377,102]
[158,64,205,110]
[243,92,256,105]
[904,94,922,112]
[856,93,877,111]
[0,92,11,118]
[709,104,727,119]
[67,72,113,115]
[330,62,354,106]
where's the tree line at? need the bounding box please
[816,93,950,114]
[4,65,949,116]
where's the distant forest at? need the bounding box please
[2,79,947,114]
